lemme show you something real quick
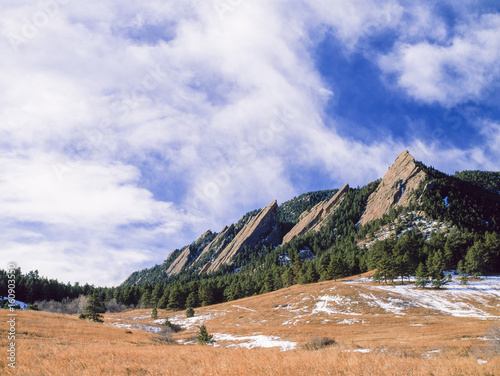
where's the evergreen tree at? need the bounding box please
[199,284,215,307]
[186,307,195,318]
[157,292,169,309]
[318,254,331,281]
[141,289,152,308]
[464,241,485,276]
[415,263,430,288]
[151,307,158,319]
[432,270,448,289]
[186,291,199,308]
[305,262,319,283]
[83,294,106,322]
[281,267,294,287]
[328,256,345,281]
[197,324,214,345]
[372,269,382,284]
[292,253,304,284]
[167,286,183,311]
[456,259,466,276]
[151,284,163,308]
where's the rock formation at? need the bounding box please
[165,246,192,276]
[358,150,426,226]
[206,200,281,272]
[282,184,349,244]
[165,230,212,276]
[195,224,235,264]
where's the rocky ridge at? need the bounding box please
[282,184,349,244]
[359,151,426,226]
[195,224,235,264]
[165,230,213,276]
[206,200,281,272]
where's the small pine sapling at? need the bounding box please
[197,324,214,345]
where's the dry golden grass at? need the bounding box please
[1,278,499,375]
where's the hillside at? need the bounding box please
[6,274,499,376]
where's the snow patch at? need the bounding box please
[358,293,406,315]
[366,275,500,319]
[108,322,162,333]
[312,295,361,316]
[232,305,256,312]
[212,333,297,351]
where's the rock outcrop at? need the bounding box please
[165,246,192,276]
[166,230,212,276]
[358,150,426,226]
[282,184,349,244]
[206,200,281,272]
[195,224,235,264]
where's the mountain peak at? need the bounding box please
[358,150,426,226]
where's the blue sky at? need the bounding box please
[1,0,499,286]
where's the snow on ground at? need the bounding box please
[358,293,407,315]
[155,311,227,330]
[365,275,500,319]
[212,333,297,351]
[107,322,162,333]
[312,295,361,316]
[337,318,366,325]
[232,305,257,312]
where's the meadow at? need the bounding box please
[2,276,499,375]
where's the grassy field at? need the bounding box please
[2,276,499,375]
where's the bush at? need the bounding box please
[154,327,177,344]
[105,298,130,313]
[36,295,88,315]
[303,336,337,350]
[186,307,195,318]
[151,307,158,319]
[163,318,182,332]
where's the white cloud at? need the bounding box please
[379,13,500,106]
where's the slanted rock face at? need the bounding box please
[165,246,191,276]
[359,150,426,226]
[196,224,235,264]
[282,184,349,244]
[207,200,281,272]
[166,230,212,276]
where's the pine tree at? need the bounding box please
[167,286,183,311]
[83,294,106,322]
[415,262,430,288]
[151,284,163,308]
[372,269,381,284]
[151,307,158,319]
[141,289,152,308]
[432,270,448,289]
[186,291,199,308]
[199,284,215,307]
[197,324,214,345]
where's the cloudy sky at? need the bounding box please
[1,0,499,286]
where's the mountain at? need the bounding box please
[122,150,500,289]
